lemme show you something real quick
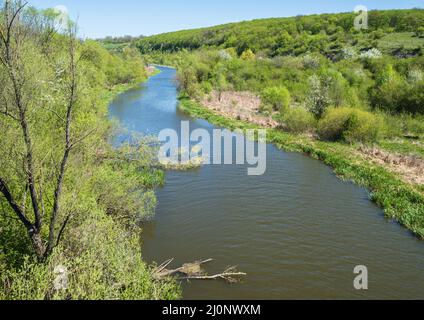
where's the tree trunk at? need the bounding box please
[29,230,45,259]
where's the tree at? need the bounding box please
[0,1,82,259]
[307,74,331,118]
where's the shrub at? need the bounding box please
[371,78,424,115]
[218,49,232,61]
[318,107,383,143]
[240,49,256,61]
[402,82,424,114]
[1,211,180,300]
[302,54,321,69]
[282,107,316,133]
[262,86,291,112]
[416,26,424,38]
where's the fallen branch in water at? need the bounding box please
[153,259,246,284]
[181,267,247,284]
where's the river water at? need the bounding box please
[109,66,424,300]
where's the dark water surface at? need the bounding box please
[109,66,424,300]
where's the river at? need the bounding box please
[109,66,424,300]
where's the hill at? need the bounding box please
[137,9,424,58]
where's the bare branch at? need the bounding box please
[0,109,19,121]
[6,2,28,37]
[0,177,32,230]
[41,106,66,122]
[55,214,72,249]
[70,128,96,149]
[46,25,79,257]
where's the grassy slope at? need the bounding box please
[378,32,424,52]
[379,138,424,158]
[179,98,424,238]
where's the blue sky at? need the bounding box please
[29,0,423,38]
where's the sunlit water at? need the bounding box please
[109,66,424,300]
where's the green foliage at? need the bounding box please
[370,63,424,114]
[138,9,424,57]
[81,40,147,87]
[0,4,178,300]
[415,27,424,38]
[139,9,424,118]
[177,67,200,97]
[281,107,316,134]
[1,210,180,300]
[378,32,424,53]
[318,107,383,143]
[240,49,255,60]
[262,86,291,112]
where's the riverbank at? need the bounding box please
[178,98,424,238]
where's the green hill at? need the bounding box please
[138,9,424,58]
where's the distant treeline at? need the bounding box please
[98,35,145,44]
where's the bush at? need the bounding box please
[262,86,291,112]
[318,107,383,143]
[1,210,180,300]
[403,114,424,135]
[282,107,316,133]
[240,49,256,61]
[378,112,405,138]
[416,27,424,38]
[370,64,424,115]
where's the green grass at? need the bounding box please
[179,98,424,238]
[379,138,424,158]
[378,32,424,52]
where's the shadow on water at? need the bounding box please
[109,66,424,300]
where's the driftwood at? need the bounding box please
[154,258,246,284]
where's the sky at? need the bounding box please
[28,0,424,39]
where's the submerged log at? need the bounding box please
[153,259,246,284]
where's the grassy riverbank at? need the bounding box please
[179,98,424,238]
